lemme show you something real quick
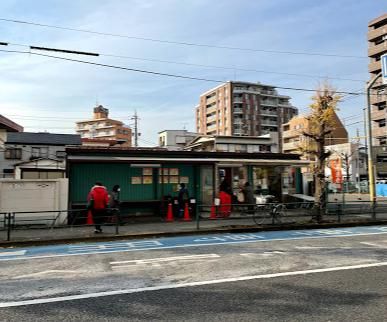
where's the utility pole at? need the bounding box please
[366,72,382,202]
[131,111,140,147]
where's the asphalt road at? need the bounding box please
[0,226,387,321]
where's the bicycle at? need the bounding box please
[253,203,287,225]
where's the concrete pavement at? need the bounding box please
[0,225,387,321]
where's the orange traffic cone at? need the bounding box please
[209,204,217,219]
[86,210,94,225]
[166,203,174,222]
[182,203,191,221]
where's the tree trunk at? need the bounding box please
[314,131,326,222]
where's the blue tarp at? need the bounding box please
[376,184,387,197]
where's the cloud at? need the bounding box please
[0,0,385,142]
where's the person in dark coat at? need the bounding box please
[177,183,189,218]
[110,185,121,209]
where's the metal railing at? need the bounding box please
[1,200,387,242]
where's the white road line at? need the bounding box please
[240,251,284,257]
[360,242,387,248]
[110,254,220,266]
[295,246,353,250]
[12,270,83,279]
[2,230,387,262]
[1,261,387,308]
[0,250,26,257]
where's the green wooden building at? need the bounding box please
[66,147,308,214]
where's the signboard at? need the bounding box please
[330,159,343,184]
[382,54,387,85]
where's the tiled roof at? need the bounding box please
[6,132,82,145]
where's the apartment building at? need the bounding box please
[195,81,298,147]
[281,113,348,196]
[282,113,348,157]
[76,105,132,146]
[368,13,387,146]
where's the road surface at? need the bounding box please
[0,225,386,321]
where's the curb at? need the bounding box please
[1,220,387,248]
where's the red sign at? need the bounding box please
[330,159,343,184]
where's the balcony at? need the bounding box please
[368,27,387,42]
[76,127,89,132]
[368,41,387,57]
[261,120,278,126]
[206,105,217,114]
[97,123,115,129]
[233,108,243,114]
[372,108,386,121]
[283,141,301,151]
[371,93,387,105]
[260,110,277,116]
[283,129,302,138]
[368,60,382,73]
[233,97,244,104]
[206,95,217,104]
[207,115,217,122]
[233,119,244,125]
[278,102,291,108]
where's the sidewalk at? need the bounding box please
[1,211,387,247]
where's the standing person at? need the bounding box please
[110,185,121,223]
[219,181,232,217]
[87,182,109,233]
[110,185,121,208]
[177,183,189,218]
[242,182,255,214]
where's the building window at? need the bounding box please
[22,171,64,179]
[379,120,386,127]
[32,147,49,159]
[5,148,22,160]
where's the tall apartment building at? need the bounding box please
[368,13,387,146]
[195,81,297,149]
[76,105,132,146]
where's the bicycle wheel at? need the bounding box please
[253,207,271,225]
[272,204,286,224]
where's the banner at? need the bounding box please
[330,159,343,184]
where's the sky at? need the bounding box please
[0,0,385,146]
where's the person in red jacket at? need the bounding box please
[87,182,109,233]
[219,181,232,218]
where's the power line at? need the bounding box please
[4,41,366,83]
[0,49,372,96]
[0,18,367,59]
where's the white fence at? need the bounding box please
[0,179,68,226]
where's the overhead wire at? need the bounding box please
[0,18,367,59]
[3,41,367,83]
[0,49,374,96]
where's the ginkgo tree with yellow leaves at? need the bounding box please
[299,83,342,222]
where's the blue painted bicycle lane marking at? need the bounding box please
[0,225,387,261]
